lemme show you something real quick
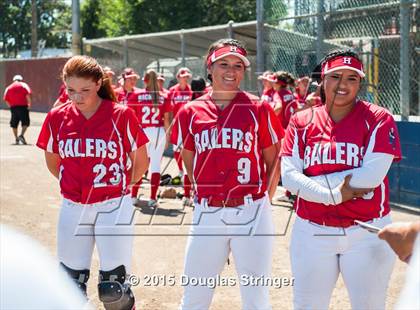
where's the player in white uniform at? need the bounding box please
[176,39,284,310]
[281,50,402,309]
[37,56,149,310]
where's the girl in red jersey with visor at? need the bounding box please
[37,56,149,310]
[281,50,402,310]
[176,39,284,310]
[114,67,141,106]
[131,69,171,207]
[259,71,277,109]
[273,71,298,129]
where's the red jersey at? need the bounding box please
[281,100,402,225]
[204,86,212,94]
[275,88,297,129]
[169,84,193,118]
[37,100,149,204]
[56,84,69,104]
[114,86,141,106]
[294,92,306,109]
[3,81,31,107]
[177,91,284,202]
[261,88,276,108]
[131,89,171,128]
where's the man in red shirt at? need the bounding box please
[3,75,32,144]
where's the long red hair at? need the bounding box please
[62,55,116,102]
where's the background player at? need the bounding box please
[53,82,69,107]
[258,70,276,108]
[103,66,117,89]
[281,50,402,309]
[273,71,297,129]
[176,38,284,309]
[168,67,193,183]
[167,67,193,205]
[114,67,141,106]
[36,55,149,310]
[157,74,169,94]
[3,74,32,145]
[293,76,310,109]
[190,76,206,100]
[131,69,171,207]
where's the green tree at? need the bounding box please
[80,0,288,39]
[81,0,107,39]
[0,0,71,58]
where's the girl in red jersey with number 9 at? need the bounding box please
[281,50,402,309]
[176,39,284,310]
[36,56,149,310]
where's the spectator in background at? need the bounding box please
[3,75,32,145]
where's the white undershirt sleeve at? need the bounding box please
[309,152,394,189]
[281,156,342,205]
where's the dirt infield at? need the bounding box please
[0,109,418,310]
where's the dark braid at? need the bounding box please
[276,71,295,88]
[312,49,362,103]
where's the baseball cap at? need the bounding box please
[176,68,192,78]
[157,74,165,81]
[207,45,250,68]
[13,75,23,81]
[122,68,140,79]
[321,56,365,78]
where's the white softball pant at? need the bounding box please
[57,195,135,272]
[180,194,274,310]
[144,126,166,174]
[290,214,395,310]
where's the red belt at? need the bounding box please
[202,193,266,208]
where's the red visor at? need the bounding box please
[265,74,277,83]
[322,56,365,78]
[207,45,250,68]
[177,68,192,78]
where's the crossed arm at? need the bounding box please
[281,151,394,205]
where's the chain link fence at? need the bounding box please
[264,0,419,115]
[84,1,418,115]
[84,23,260,93]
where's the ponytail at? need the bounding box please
[144,69,160,105]
[98,76,117,102]
[62,55,116,102]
